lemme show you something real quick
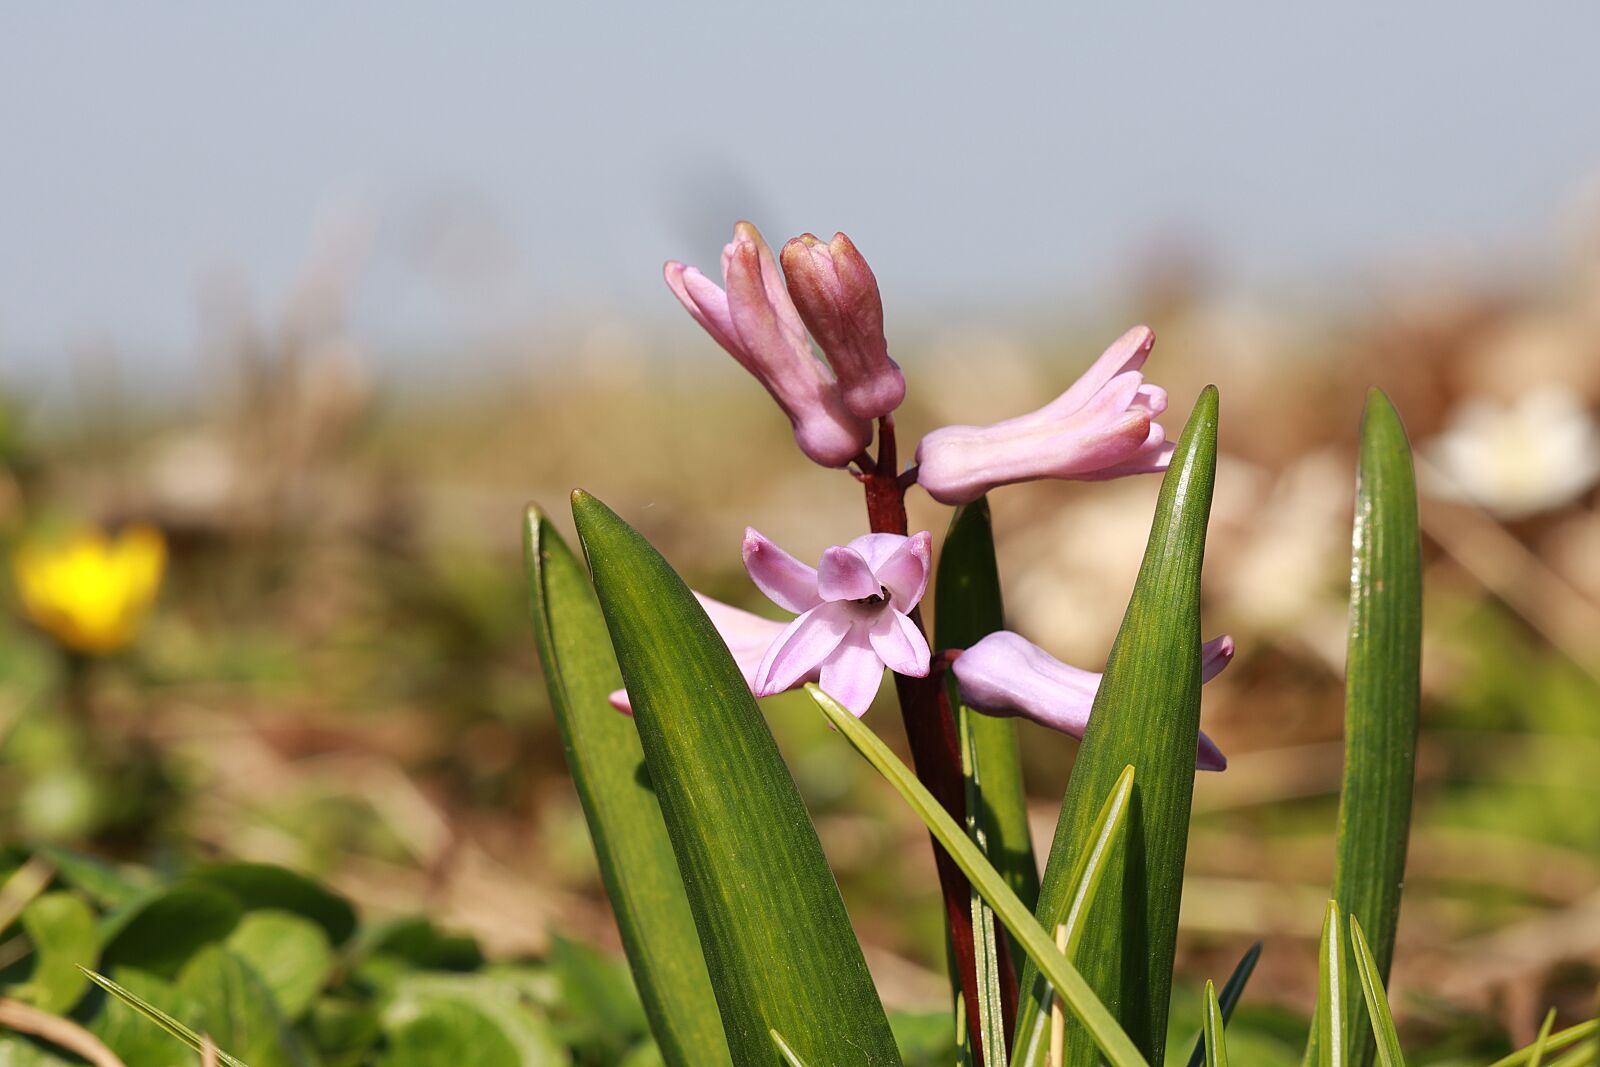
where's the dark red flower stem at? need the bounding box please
[861,416,1016,1060]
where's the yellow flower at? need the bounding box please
[13,525,167,654]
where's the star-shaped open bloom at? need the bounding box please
[951,629,1234,770]
[914,326,1174,505]
[608,593,790,714]
[664,222,872,468]
[745,527,932,715]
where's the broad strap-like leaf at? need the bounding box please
[1011,768,1134,1067]
[1024,386,1220,1066]
[809,685,1148,1067]
[1203,980,1230,1067]
[572,492,901,1067]
[524,506,731,1067]
[1183,942,1262,1067]
[936,497,1040,914]
[1315,389,1421,1067]
[1348,917,1405,1067]
[1314,901,1345,1067]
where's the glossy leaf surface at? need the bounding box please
[809,685,1148,1067]
[1316,390,1422,1067]
[573,492,900,1067]
[1025,387,1220,1066]
[524,506,730,1067]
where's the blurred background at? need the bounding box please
[3,4,1599,1058]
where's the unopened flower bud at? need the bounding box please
[664,222,871,467]
[781,232,905,420]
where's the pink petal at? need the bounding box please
[608,688,633,715]
[673,265,742,360]
[819,628,885,715]
[952,631,1098,734]
[1200,634,1235,683]
[754,602,851,696]
[873,531,932,611]
[868,609,931,677]
[817,546,882,602]
[1035,326,1155,420]
[733,221,809,350]
[743,528,822,613]
[954,630,1230,770]
[843,532,910,572]
[1129,383,1168,420]
[1080,435,1175,481]
[1197,731,1228,772]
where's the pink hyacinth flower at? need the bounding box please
[780,232,906,421]
[745,527,933,716]
[951,629,1234,771]
[913,326,1175,505]
[664,222,872,468]
[608,593,792,714]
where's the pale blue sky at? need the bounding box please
[2,3,1598,377]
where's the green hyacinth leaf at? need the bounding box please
[524,506,731,1067]
[1314,901,1345,1067]
[1011,767,1133,1067]
[1183,942,1262,1067]
[936,496,1039,914]
[1311,390,1422,1067]
[809,685,1147,1067]
[1024,386,1220,1066]
[1349,917,1405,1067]
[572,492,901,1067]
[958,707,1010,1067]
[1203,980,1230,1067]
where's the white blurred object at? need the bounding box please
[1214,451,1350,665]
[1424,386,1600,520]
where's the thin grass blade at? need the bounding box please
[1483,1021,1598,1067]
[1349,917,1405,1067]
[1024,387,1220,1067]
[959,707,1011,1067]
[1314,902,1345,1067]
[523,507,731,1067]
[809,684,1148,1067]
[1527,1009,1557,1067]
[80,968,248,1067]
[1183,942,1262,1067]
[572,492,901,1066]
[1012,767,1134,1067]
[1203,980,1230,1067]
[1315,390,1422,1067]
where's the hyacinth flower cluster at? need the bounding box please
[657,220,1231,764]
[533,217,1430,1067]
